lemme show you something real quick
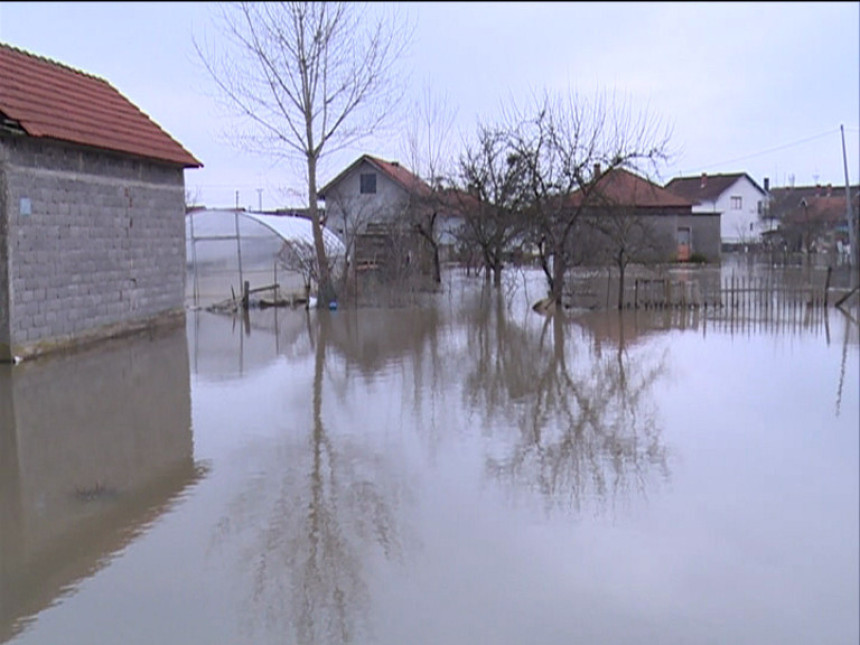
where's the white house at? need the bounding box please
[665,173,771,249]
[318,154,464,264]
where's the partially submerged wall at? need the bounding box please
[1,136,188,361]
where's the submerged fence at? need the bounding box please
[565,260,858,317]
[632,274,833,310]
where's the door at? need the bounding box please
[677,227,692,261]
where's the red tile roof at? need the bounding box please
[0,43,201,168]
[319,154,432,198]
[365,155,433,197]
[572,168,693,210]
[665,172,764,204]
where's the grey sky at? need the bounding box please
[1,1,857,210]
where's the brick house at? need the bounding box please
[0,43,201,362]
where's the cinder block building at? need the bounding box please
[0,43,201,362]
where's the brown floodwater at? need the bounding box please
[2,270,858,645]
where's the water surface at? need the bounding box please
[3,272,858,644]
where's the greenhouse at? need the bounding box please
[185,208,346,308]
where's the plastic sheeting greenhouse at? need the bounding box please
[185,208,346,308]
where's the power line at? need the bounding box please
[696,127,842,172]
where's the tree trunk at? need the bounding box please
[307,154,334,305]
[550,247,566,304]
[617,262,626,310]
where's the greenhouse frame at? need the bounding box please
[185,208,346,308]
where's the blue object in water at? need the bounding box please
[328,301,338,310]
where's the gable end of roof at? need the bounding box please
[0,42,202,168]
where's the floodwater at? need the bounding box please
[2,270,858,645]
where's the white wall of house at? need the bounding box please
[692,177,767,247]
[322,158,465,263]
[323,160,410,245]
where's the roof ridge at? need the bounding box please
[0,41,110,86]
[670,172,746,181]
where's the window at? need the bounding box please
[731,196,742,210]
[360,173,377,194]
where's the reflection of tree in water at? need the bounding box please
[465,292,671,516]
[213,312,406,644]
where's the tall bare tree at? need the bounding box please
[196,2,412,304]
[505,89,673,307]
[455,123,529,286]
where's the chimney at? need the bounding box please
[594,163,601,178]
[700,173,707,189]
[764,177,770,192]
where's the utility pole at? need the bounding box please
[257,188,263,212]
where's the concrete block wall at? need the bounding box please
[0,159,9,355]
[648,213,722,263]
[0,136,187,360]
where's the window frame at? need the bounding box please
[360,173,377,195]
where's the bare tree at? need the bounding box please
[276,233,345,306]
[401,85,460,285]
[455,123,528,286]
[196,2,412,304]
[581,179,674,309]
[505,89,672,307]
[322,190,383,295]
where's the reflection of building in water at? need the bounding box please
[186,303,446,381]
[324,306,443,373]
[0,327,206,643]
[187,308,312,380]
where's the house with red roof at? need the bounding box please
[664,172,770,250]
[0,43,201,362]
[765,183,859,255]
[319,154,464,280]
[575,167,720,263]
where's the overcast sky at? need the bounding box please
[1,1,857,210]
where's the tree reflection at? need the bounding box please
[467,301,671,516]
[213,311,406,645]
